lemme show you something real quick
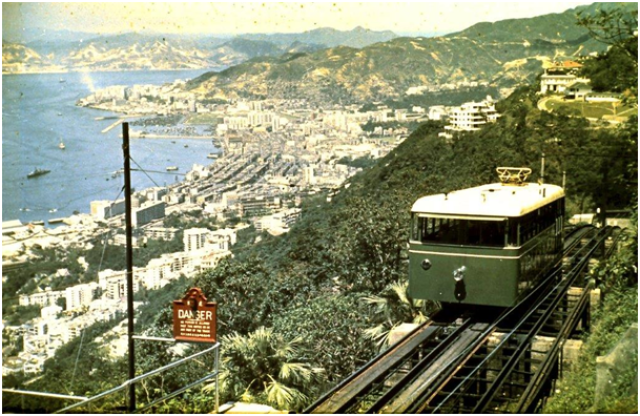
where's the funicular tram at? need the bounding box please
[408,167,565,307]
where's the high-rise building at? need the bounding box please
[184,228,209,252]
[90,199,126,220]
[132,201,166,227]
[65,283,97,311]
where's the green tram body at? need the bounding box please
[408,182,565,307]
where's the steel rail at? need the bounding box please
[429,227,611,413]
[400,264,566,414]
[378,228,589,413]
[305,225,604,414]
[513,279,593,413]
[474,227,611,412]
[383,323,493,414]
[426,276,563,413]
[364,319,473,414]
[513,226,621,413]
[305,319,441,413]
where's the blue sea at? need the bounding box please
[2,69,220,224]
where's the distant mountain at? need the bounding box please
[62,38,215,71]
[2,26,395,74]
[2,41,62,73]
[4,32,301,73]
[186,2,634,103]
[240,26,398,48]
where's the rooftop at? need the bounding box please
[412,182,564,217]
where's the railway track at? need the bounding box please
[305,225,619,414]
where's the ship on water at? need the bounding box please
[59,139,65,150]
[27,168,51,179]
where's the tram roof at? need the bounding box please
[411,183,565,218]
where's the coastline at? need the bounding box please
[2,66,223,76]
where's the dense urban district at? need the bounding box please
[2,2,638,414]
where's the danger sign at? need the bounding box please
[172,287,217,343]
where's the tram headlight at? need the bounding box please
[421,259,432,271]
[453,266,466,282]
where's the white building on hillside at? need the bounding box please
[65,282,98,311]
[540,60,589,94]
[444,99,499,133]
[184,228,209,252]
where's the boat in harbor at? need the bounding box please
[207,153,219,159]
[166,166,179,171]
[59,139,66,150]
[27,168,51,179]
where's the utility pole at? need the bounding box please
[122,122,136,411]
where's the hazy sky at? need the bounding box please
[4,1,593,41]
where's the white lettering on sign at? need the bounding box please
[178,310,213,320]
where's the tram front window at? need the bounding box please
[413,215,508,247]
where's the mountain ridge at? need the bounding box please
[184,2,635,103]
[2,27,397,74]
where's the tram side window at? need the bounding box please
[413,216,506,247]
[517,200,562,246]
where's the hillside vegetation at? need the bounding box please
[187,2,637,102]
[3,4,637,413]
[5,74,637,416]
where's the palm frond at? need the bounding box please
[265,376,306,410]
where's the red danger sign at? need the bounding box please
[173,287,217,343]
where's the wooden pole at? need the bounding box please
[122,122,136,411]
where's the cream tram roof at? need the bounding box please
[411,183,565,218]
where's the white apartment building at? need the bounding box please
[223,116,249,130]
[99,268,145,298]
[65,282,98,311]
[90,199,126,220]
[105,279,141,300]
[445,100,499,132]
[209,228,237,251]
[248,111,273,126]
[201,250,232,269]
[184,228,209,252]
[254,208,302,233]
[428,106,448,121]
[19,287,64,308]
[144,226,179,240]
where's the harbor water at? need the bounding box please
[2,69,220,224]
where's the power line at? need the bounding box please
[128,156,162,189]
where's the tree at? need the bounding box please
[576,7,638,62]
[204,327,325,411]
[576,6,638,96]
[272,293,377,385]
[362,280,437,349]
